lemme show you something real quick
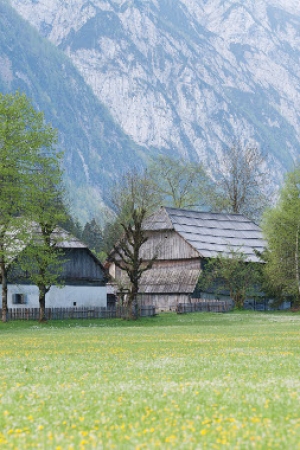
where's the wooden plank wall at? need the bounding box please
[139,293,190,311]
[140,231,199,260]
[61,249,104,281]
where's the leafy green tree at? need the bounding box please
[147,155,213,210]
[0,92,57,322]
[197,250,262,309]
[17,152,67,322]
[262,166,300,303]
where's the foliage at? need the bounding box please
[262,166,300,303]
[148,154,213,209]
[16,150,67,322]
[1,313,300,448]
[197,250,262,309]
[81,219,103,254]
[0,91,60,322]
[0,1,148,224]
[58,206,83,241]
[209,143,269,220]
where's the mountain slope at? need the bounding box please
[10,0,300,177]
[0,1,149,224]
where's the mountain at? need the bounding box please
[0,1,150,224]
[10,0,300,181]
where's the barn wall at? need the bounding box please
[111,230,202,310]
[139,293,191,311]
[61,249,105,283]
[8,248,105,285]
[0,284,107,308]
[140,230,199,260]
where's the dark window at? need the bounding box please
[12,294,26,305]
[107,294,116,309]
[73,302,77,306]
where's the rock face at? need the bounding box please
[11,0,300,175]
[0,1,148,224]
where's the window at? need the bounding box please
[12,294,26,305]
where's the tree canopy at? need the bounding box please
[197,250,262,309]
[148,154,213,210]
[262,166,300,303]
[0,91,65,321]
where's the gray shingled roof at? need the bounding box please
[145,207,265,262]
[51,228,87,249]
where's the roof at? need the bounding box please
[144,207,265,263]
[5,224,104,270]
[51,228,87,249]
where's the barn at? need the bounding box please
[0,228,107,309]
[110,206,266,311]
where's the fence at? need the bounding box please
[1,305,157,321]
[177,301,232,314]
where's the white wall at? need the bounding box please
[0,284,107,308]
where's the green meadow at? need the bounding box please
[1,312,300,449]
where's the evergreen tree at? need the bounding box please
[82,219,102,253]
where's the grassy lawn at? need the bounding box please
[1,312,300,449]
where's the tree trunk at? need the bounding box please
[38,285,47,322]
[1,261,8,323]
[233,290,244,310]
[126,285,139,320]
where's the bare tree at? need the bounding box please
[103,169,157,319]
[110,208,156,319]
[210,143,269,221]
[101,168,159,256]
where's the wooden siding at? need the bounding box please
[9,248,105,286]
[140,259,201,294]
[139,293,191,311]
[59,249,105,284]
[140,230,199,260]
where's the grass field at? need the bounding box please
[1,312,300,449]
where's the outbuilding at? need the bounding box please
[110,207,266,311]
[0,229,107,309]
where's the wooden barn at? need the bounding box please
[0,228,107,309]
[110,207,266,311]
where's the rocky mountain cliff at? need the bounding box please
[1,1,150,224]
[10,0,300,179]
